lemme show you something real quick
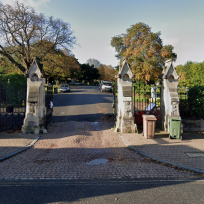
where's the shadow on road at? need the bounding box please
[0,178,203,203]
[52,113,114,123]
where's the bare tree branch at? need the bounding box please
[0,1,76,72]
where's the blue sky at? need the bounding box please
[3,0,204,67]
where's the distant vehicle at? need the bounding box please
[59,84,71,93]
[99,81,112,92]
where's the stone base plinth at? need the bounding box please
[22,125,40,135]
[115,116,137,133]
[22,116,40,135]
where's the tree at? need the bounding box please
[42,45,80,82]
[189,62,204,86]
[98,64,106,80]
[111,22,177,84]
[175,64,188,87]
[0,1,76,74]
[79,64,100,83]
[86,58,101,68]
[98,64,117,81]
[43,48,79,83]
[0,56,21,74]
[176,61,204,87]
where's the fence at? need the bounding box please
[178,89,190,118]
[133,83,161,127]
[178,88,202,119]
[0,82,27,131]
[45,85,53,129]
[112,85,118,122]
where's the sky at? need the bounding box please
[2,0,204,67]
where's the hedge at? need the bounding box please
[188,86,204,118]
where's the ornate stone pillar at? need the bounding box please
[115,60,137,133]
[160,59,180,132]
[22,57,46,134]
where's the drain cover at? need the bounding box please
[185,153,204,158]
[86,158,109,165]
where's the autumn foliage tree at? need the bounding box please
[111,22,177,84]
[0,1,76,74]
[42,46,80,82]
[98,64,117,82]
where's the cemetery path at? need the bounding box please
[52,85,113,122]
[0,120,198,180]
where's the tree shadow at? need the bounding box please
[52,113,114,123]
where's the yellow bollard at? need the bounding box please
[22,100,24,106]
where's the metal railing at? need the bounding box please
[0,82,27,131]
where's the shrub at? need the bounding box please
[0,74,26,85]
[188,86,204,118]
[0,74,27,107]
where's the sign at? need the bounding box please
[122,86,132,97]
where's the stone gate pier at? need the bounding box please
[160,59,180,132]
[115,60,137,133]
[22,57,46,134]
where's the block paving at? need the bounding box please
[0,120,200,180]
[122,130,204,171]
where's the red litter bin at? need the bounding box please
[142,115,157,139]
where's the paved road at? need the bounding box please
[0,179,204,204]
[53,86,113,122]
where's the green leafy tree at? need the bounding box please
[79,64,100,83]
[111,22,177,84]
[188,86,204,118]
[176,61,204,87]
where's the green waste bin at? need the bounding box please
[169,116,181,139]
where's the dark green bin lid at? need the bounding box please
[169,116,181,121]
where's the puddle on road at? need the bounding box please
[86,158,109,165]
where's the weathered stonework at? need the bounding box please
[22,57,46,134]
[160,59,180,132]
[115,60,137,133]
[182,120,204,132]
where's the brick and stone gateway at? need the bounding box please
[114,59,182,132]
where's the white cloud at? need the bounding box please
[1,0,50,9]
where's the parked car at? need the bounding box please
[99,81,112,92]
[59,84,71,93]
